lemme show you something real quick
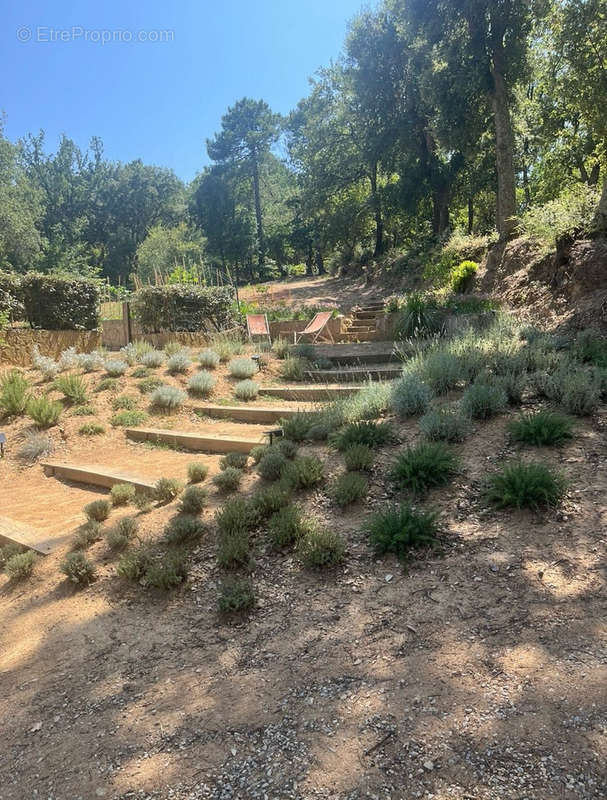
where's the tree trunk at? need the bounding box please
[431,188,450,236]
[315,249,326,275]
[305,243,314,276]
[490,35,517,239]
[468,197,474,235]
[251,153,265,266]
[591,178,607,236]
[369,162,384,257]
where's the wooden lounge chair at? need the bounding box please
[294,311,334,344]
[246,313,271,344]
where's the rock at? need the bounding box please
[423,760,434,771]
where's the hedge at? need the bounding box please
[0,272,24,322]
[20,274,100,330]
[132,285,237,333]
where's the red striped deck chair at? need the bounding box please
[246,313,271,344]
[294,311,334,344]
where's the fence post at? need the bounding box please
[122,302,132,346]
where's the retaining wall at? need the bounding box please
[0,329,102,367]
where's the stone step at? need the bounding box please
[194,404,312,424]
[41,462,156,493]
[260,385,363,401]
[0,515,70,555]
[336,333,381,343]
[304,365,402,383]
[125,427,264,453]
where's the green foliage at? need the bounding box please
[150,385,187,411]
[4,550,37,580]
[413,349,463,394]
[198,348,221,369]
[367,504,439,560]
[84,499,111,522]
[486,461,567,510]
[179,485,208,514]
[419,405,470,442]
[213,466,243,493]
[343,443,374,471]
[391,375,432,417]
[251,483,292,520]
[267,505,307,549]
[28,396,62,428]
[133,490,154,512]
[138,377,163,394]
[61,552,96,585]
[54,373,88,404]
[143,550,188,590]
[220,452,249,470]
[188,370,216,397]
[509,411,574,447]
[78,421,105,436]
[390,442,457,495]
[330,420,393,451]
[131,366,150,379]
[228,357,258,379]
[104,360,128,377]
[105,517,138,550]
[396,294,443,338]
[0,370,30,417]
[187,462,209,483]
[273,338,291,359]
[573,330,607,368]
[277,438,298,459]
[218,577,255,614]
[96,377,120,393]
[167,352,192,374]
[111,395,138,411]
[140,350,165,368]
[279,357,307,381]
[111,409,148,427]
[297,524,345,569]
[257,448,288,481]
[117,545,154,581]
[280,455,324,490]
[335,381,393,423]
[215,497,255,538]
[461,381,508,420]
[70,403,95,415]
[520,184,601,249]
[330,471,368,507]
[164,514,206,545]
[234,379,259,400]
[133,285,236,333]
[73,520,101,549]
[559,373,600,416]
[110,483,136,507]
[280,412,316,442]
[211,333,245,362]
[20,274,100,330]
[154,477,184,504]
[449,260,478,293]
[250,444,267,464]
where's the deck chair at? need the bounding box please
[294,311,334,344]
[246,313,271,344]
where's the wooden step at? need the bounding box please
[126,427,264,453]
[0,516,71,555]
[41,462,156,492]
[308,344,400,365]
[304,365,402,383]
[260,385,363,401]
[194,404,310,424]
[353,311,381,320]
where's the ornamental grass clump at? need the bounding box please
[178,485,208,515]
[164,514,206,545]
[110,409,148,427]
[73,521,101,549]
[280,455,324,490]
[78,421,105,436]
[330,420,393,451]
[461,381,508,420]
[343,443,374,472]
[198,348,221,369]
[0,370,30,418]
[419,405,470,443]
[143,551,189,590]
[110,483,136,507]
[84,499,111,523]
[54,374,88,405]
[213,466,243,493]
[297,524,345,569]
[228,357,258,379]
[390,442,458,495]
[220,452,249,470]
[267,505,307,550]
[154,477,184,504]
[330,471,368,507]
[167,352,192,375]
[188,371,216,397]
[251,484,292,521]
[279,357,307,381]
[112,395,138,411]
[391,375,432,418]
[367,504,439,560]
[187,462,208,483]
[104,359,128,378]
[28,396,62,428]
[234,379,259,401]
[485,461,567,510]
[509,411,574,447]
[105,517,138,551]
[150,385,187,411]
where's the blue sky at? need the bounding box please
[1,0,367,182]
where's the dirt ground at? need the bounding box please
[239,274,389,313]
[1,340,607,799]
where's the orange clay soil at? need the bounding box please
[0,352,606,799]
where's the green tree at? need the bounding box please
[135,223,205,283]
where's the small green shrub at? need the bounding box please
[167,352,191,375]
[104,359,128,377]
[559,373,600,416]
[330,471,368,507]
[131,366,150,379]
[179,485,208,514]
[509,411,574,447]
[70,403,95,416]
[79,352,105,373]
[96,377,120,393]
[258,448,288,481]
[234,379,259,401]
[213,467,243,493]
[154,477,184,504]
[277,438,298,459]
[297,524,345,569]
[279,357,307,381]
[117,545,154,580]
[367,504,439,560]
[281,455,324,490]
[112,395,138,411]
[419,406,470,443]
[397,293,443,338]
[273,338,291,359]
[390,442,457,495]
[573,330,607,368]
[0,543,24,569]
[331,421,393,451]
[84,499,111,522]
[187,462,208,483]
[105,517,138,550]
[449,260,478,293]
[461,382,508,420]
[28,396,62,428]
[78,421,105,436]
[486,461,567,509]
[111,409,148,427]
[220,452,249,470]
[150,385,187,411]
[140,350,165,368]
[336,381,393,422]
[61,552,96,585]
[188,371,216,397]
[228,357,258,379]
[215,497,254,536]
[218,577,255,613]
[250,444,267,464]
[0,370,30,417]
[416,350,463,394]
[133,490,154,512]
[280,412,314,442]
[110,483,136,506]
[343,443,374,471]
[267,505,307,549]
[144,551,188,590]
[138,377,163,394]
[73,520,101,549]
[54,374,88,405]
[217,525,250,568]
[4,550,37,580]
[251,483,292,521]
[33,354,59,381]
[164,514,206,545]
[198,348,221,369]
[391,375,432,418]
